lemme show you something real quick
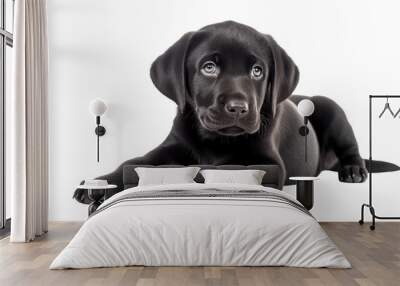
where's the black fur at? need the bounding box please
[74,21,368,204]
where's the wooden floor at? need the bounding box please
[0,222,399,286]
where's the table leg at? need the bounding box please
[296,181,314,210]
[87,189,105,216]
[88,201,101,216]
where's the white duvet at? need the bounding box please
[50,183,350,269]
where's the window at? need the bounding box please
[0,0,14,235]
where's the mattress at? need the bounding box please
[50,183,350,269]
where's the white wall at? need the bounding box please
[48,0,400,221]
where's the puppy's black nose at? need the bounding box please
[225,100,249,116]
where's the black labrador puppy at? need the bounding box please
[74,21,367,204]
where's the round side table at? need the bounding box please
[289,177,319,210]
[76,184,117,216]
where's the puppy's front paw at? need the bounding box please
[338,165,368,183]
[72,180,91,204]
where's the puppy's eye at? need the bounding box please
[251,65,263,79]
[201,61,218,76]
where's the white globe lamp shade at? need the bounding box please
[89,99,107,116]
[297,99,315,117]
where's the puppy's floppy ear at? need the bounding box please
[264,35,299,119]
[150,32,195,113]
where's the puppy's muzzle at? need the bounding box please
[224,100,249,117]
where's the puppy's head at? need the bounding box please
[150,21,299,137]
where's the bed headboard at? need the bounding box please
[122,165,282,190]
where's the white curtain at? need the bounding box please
[10,0,48,242]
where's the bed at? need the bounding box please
[50,165,350,269]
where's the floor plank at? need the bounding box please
[0,222,399,286]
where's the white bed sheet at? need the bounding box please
[50,183,350,269]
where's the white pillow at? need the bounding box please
[200,169,266,185]
[135,167,200,186]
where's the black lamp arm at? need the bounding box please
[94,116,106,162]
[298,116,310,162]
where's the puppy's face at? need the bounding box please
[150,21,299,137]
[186,33,269,136]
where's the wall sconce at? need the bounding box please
[89,98,107,162]
[297,99,315,162]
